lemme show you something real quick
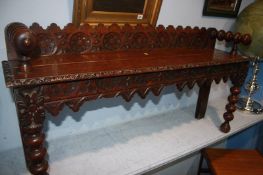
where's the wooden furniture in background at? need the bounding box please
[2,22,251,175]
[198,148,263,175]
[73,0,163,26]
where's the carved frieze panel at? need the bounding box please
[43,62,248,116]
[6,23,218,58]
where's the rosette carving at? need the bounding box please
[132,32,149,49]
[103,32,121,50]
[5,23,252,60]
[69,32,92,53]
[37,33,57,56]
[54,32,69,54]
[157,32,170,48]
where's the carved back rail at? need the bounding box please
[5,23,251,61]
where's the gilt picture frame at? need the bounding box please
[203,0,242,18]
[73,0,163,26]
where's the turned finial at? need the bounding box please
[216,29,252,56]
[241,34,252,46]
[5,22,37,61]
[230,32,241,56]
[225,31,234,42]
[217,30,226,41]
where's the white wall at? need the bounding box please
[0,0,74,152]
[0,0,254,155]
[158,0,255,51]
[158,0,253,28]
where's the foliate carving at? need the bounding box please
[37,33,57,56]
[43,63,247,116]
[176,33,190,48]
[5,22,252,61]
[103,32,121,50]
[54,32,68,54]
[132,32,149,49]
[69,32,92,53]
[15,87,45,128]
[14,86,48,175]
[156,32,170,48]
[5,23,226,59]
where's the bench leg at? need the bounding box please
[195,80,212,119]
[220,86,240,133]
[15,87,49,175]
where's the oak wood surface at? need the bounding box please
[3,49,248,88]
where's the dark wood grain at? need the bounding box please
[3,49,249,88]
[1,22,251,175]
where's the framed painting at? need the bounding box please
[203,0,242,18]
[73,0,163,26]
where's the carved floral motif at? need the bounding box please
[156,32,170,48]
[14,86,48,174]
[69,32,92,53]
[37,33,57,56]
[132,32,149,49]
[5,23,223,58]
[15,87,45,128]
[43,63,248,116]
[5,22,252,63]
[103,32,121,50]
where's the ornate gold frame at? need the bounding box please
[73,0,163,26]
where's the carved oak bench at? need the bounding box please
[2,22,251,175]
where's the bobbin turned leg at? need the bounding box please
[220,86,240,133]
[14,87,48,175]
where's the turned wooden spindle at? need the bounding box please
[216,30,226,41]
[216,30,251,56]
[230,33,252,56]
[230,32,241,56]
[23,128,48,174]
[240,34,252,46]
[225,31,234,42]
[220,86,241,133]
